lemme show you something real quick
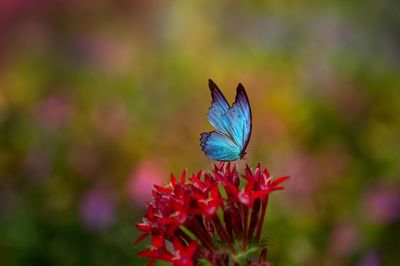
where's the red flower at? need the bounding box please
[171,239,198,266]
[138,235,173,266]
[135,162,288,265]
[194,186,222,217]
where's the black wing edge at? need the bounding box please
[234,83,252,158]
[200,132,211,152]
[235,83,250,106]
[208,79,229,107]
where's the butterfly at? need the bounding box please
[200,79,252,161]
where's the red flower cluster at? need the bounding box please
[136,162,289,266]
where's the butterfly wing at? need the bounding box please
[200,131,242,161]
[229,83,252,154]
[201,80,252,161]
[207,79,230,135]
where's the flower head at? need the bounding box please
[136,162,288,265]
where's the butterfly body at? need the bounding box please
[200,79,252,161]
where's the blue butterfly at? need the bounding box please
[200,79,252,161]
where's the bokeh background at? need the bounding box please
[0,1,399,265]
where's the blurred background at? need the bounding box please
[0,0,399,265]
